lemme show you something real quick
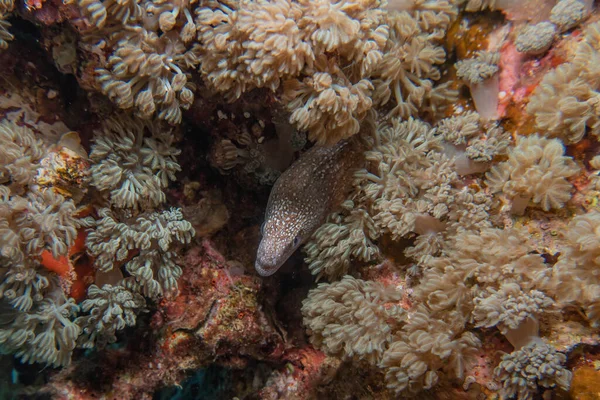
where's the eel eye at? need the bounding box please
[260,222,266,235]
[293,235,301,247]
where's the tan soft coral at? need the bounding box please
[196,0,388,145]
[95,29,198,124]
[495,340,572,400]
[88,114,181,210]
[435,111,510,174]
[304,200,380,280]
[282,58,374,145]
[526,21,600,143]
[302,276,480,397]
[297,0,388,78]
[302,275,405,365]
[486,135,579,214]
[0,188,78,313]
[75,0,199,124]
[0,120,46,196]
[0,120,78,263]
[526,63,600,144]
[0,0,14,50]
[415,227,551,324]
[196,0,457,144]
[549,211,600,327]
[354,117,450,240]
[145,0,198,37]
[372,2,457,118]
[472,284,554,334]
[304,115,497,279]
[354,117,495,243]
[380,306,480,396]
[197,0,313,99]
[196,0,386,97]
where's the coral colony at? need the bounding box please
[2,0,600,398]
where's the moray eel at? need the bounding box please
[255,139,362,276]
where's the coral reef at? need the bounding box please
[0,20,195,370]
[70,107,196,351]
[44,239,286,398]
[301,107,582,397]
[2,0,600,399]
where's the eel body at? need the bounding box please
[255,139,361,276]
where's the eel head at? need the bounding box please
[255,203,308,277]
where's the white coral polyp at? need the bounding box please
[486,135,579,213]
[89,115,181,210]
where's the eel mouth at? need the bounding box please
[254,261,279,277]
[255,229,304,277]
[255,243,299,277]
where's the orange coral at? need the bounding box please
[40,252,71,277]
[570,367,600,400]
[40,229,94,301]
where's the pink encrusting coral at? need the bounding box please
[44,239,288,398]
[496,41,526,118]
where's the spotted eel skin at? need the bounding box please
[255,139,361,276]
